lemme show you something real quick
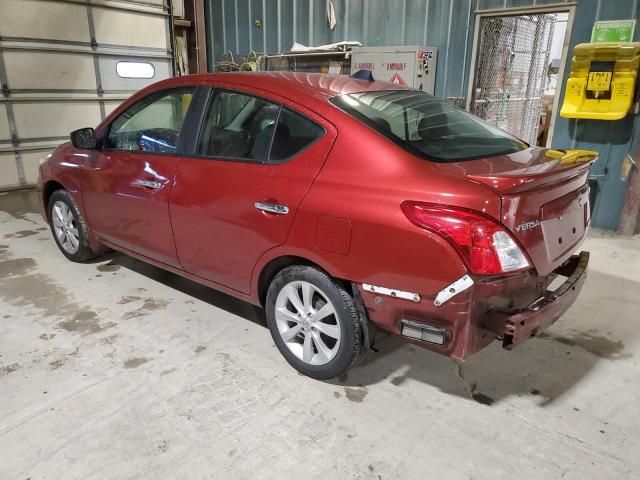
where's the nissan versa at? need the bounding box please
[37,72,595,379]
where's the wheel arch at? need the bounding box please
[42,177,104,254]
[42,180,67,218]
[255,253,350,307]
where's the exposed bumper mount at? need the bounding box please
[500,251,589,349]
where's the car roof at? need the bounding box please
[172,71,411,99]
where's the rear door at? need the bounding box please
[82,87,195,268]
[170,87,336,294]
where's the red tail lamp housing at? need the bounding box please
[401,201,531,275]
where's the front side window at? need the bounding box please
[197,91,280,161]
[331,90,528,162]
[106,88,194,153]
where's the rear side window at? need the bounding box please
[197,90,325,162]
[331,90,527,162]
[106,88,193,153]
[269,109,325,162]
[197,91,279,161]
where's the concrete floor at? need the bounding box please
[1,189,639,480]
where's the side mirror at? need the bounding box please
[70,127,97,149]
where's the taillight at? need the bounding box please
[401,201,531,275]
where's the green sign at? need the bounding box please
[591,20,636,43]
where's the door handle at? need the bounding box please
[133,179,163,189]
[255,202,289,215]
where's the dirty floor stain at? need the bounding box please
[344,387,368,403]
[57,310,117,336]
[98,334,119,345]
[117,295,142,305]
[123,297,170,319]
[0,257,36,277]
[0,253,105,332]
[142,298,169,310]
[0,363,20,376]
[123,357,150,369]
[539,330,630,360]
[157,440,169,453]
[47,347,80,371]
[4,229,38,239]
[49,359,66,370]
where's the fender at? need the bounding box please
[41,145,104,253]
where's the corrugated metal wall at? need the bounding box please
[205,0,640,231]
[204,0,477,100]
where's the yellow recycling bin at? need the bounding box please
[560,42,640,120]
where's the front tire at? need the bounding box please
[265,265,363,380]
[48,190,98,262]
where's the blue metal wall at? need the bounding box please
[548,0,640,230]
[205,0,640,230]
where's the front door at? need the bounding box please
[82,87,195,268]
[170,88,336,293]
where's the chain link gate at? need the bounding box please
[470,14,556,145]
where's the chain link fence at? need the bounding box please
[470,14,556,145]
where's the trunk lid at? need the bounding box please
[436,147,598,276]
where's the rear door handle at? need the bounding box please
[255,202,289,215]
[133,179,163,189]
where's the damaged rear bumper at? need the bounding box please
[357,251,589,359]
[496,251,589,349]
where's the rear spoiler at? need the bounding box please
[544,149,599,165]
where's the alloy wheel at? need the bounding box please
[274,280,342,366]
[52,200,80,254]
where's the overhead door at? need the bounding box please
[0,0,174,190]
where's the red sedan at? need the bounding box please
[37,72,595,379]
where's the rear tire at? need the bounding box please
[265,265,363,380]
[48,190,98,262]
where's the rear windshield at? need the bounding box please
[330,90,528,162]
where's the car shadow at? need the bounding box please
[331,332,601,406]
[101,252,635,407]
[101,251,267,328]
[336,268,638,406]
